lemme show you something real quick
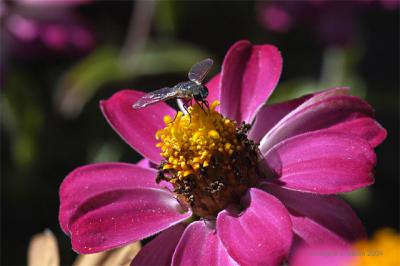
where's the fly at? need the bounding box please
[132,58,213,112]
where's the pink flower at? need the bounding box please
[15,0,92,7]
[258,0,398,46]
[59,40,386,265]
[2,0,94,57]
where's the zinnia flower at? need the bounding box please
[291,228,400,266]
[59,40,386,265]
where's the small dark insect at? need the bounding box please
[132,58,213,111]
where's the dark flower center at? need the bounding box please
[155,101,263,217]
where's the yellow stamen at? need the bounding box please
[208,130,220,139]
[155,100,237,183]
[183,170,193,177]
[163,115,172,124]
[162,164,174,170]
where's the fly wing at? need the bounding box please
[132,87,180,109]
[188,58,213,84]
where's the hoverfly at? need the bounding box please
[132,58,213,111]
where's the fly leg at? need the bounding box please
[182,99,192,122]
[194,98,209,114]
[202,100,210,111]
[183,99,192,109]
[172,99,192,123]
[172,111,179,123]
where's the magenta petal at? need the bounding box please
[301,87,351,106]
[132,224,185,265]
[100,89,175,163]
[264,185,366,246]
[173,221,238,266]
[136,158,152,168]
[327,117,387,148]
[249,95,310,142]
[250,87,349,143]
[291,245,353,266]
[219,40,251,122]
[206,74,221,104]
[70,188,191,254]
[59,162,160,234]
[136,159,173,191]
[219,40,282,123]
[260,93,374,153]
[262,130,376,194]
[136,158,157,169]
[258,87,348,151]
[217,188,292,265]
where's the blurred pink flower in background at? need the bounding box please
[15,0,92,7]
[258,0,399,46]
[1,0,95,57]
[59,40,386,265]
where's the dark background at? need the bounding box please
[1,1,398,265]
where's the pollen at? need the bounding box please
[155,101,237,182]
[155,100,262,217]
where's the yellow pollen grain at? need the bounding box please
[193,157,201,163]
[210,100,220,110]
[162,164,173,170]
[183,170,193,177]
[163,115,172,124]
[224,143,232,151]
[155,100,238,182]
[208,130,220,139]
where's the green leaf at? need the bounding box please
[54,46,121,117]
[55,41,211,118]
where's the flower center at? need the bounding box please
[155,101,263,217]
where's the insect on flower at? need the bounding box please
[60,41,387,265]
[132,58,213,112]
